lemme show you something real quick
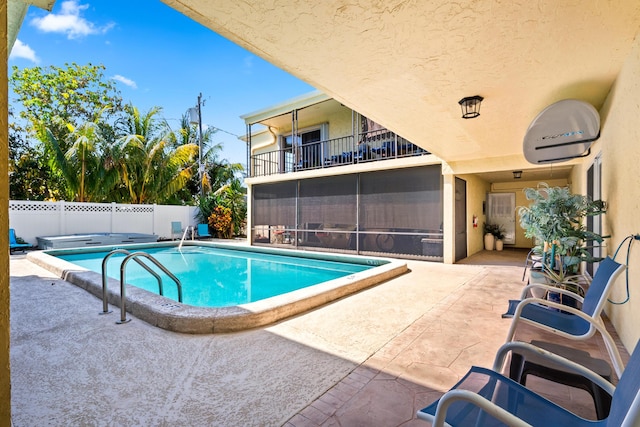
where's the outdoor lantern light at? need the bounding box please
[513,170,523,179]
[458,95,484,119]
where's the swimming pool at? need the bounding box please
[56,245,373,307]
[27,241,408,333]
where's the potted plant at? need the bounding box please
[518,182,606,300]
[483,223,505,251]
[483,222,495,250]
[493,224,506,251]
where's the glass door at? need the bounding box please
[487,193,516,244]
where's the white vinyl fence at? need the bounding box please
[9,200,199,246]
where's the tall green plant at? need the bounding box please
[196,179,247,237]
[115,105,198,204]
[518,182,606,273]
[10,63,124,199]
[35,115,120,202]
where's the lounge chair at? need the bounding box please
[522,248,543,281]
[197,223,211,239]
[417,340,640,426]
[171,221,182,240]
[9,229,30,253]
[506,256,626,377]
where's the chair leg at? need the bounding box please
[507,315,626,378]
[505,314,520,343]
[598,324,626,378]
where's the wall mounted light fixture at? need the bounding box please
[458,95,484,119]
[513,170,522,179]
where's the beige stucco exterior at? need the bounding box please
[592,35,640,348]
[1,4,9,423]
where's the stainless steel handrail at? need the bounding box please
[100,249,164,314]
[117,252,183,324]
[178,226,194,250]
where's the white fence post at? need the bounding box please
[153,204,158,236]
[60,201,66,235]
[111,202,116,233]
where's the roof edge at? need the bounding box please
[240,90,330,124]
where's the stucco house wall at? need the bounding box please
[592,33,640,350]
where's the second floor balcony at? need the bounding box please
[250,128,429,178]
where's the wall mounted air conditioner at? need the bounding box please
[523,99,600,164]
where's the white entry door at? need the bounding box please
[487,193,516,244]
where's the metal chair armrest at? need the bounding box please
[492,341,615,395]
[429,389,534,427]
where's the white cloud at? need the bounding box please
[30,0,114,39]
[9,39,40,63]
[112,75,137,89]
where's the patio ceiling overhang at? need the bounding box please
[162,0,640,178]
[7,0,55,50]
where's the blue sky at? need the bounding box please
[9,0,315,168]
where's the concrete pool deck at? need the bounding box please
[10,248,629,426]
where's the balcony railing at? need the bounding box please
[250,130,428,177]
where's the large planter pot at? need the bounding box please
[495,239,504,251]
[547,290,580,314]
[484,233,495,251]
[528,270,548,298]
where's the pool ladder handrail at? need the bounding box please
[101,249,183,324]
[117,252,183,324]
[178,225,195,249]
[101,249,163,314]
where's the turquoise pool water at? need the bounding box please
[56,245,374,307]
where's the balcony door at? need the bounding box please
[281,126,325,171]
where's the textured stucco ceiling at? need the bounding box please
[8,1,56,50]
[162,0,640,175]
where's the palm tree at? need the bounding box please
[115,105,198,204]
[217,179,247,236]
[165,113,228,198]
[35,115,119,202]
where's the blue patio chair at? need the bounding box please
[9,228,30,253]
[171,221,182,240]
[417,340,640,426]
[506,256,626,377]
[197,223,211,239]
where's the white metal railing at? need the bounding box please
[250,132,428,177]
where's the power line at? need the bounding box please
[208,126,242,139]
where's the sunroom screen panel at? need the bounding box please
[253,181,297,226]
[359,165,443,232]
[298,175,357,228]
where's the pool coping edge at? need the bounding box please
[26,244,408,334]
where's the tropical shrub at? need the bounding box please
[208,205,233,238]
[518,182,606,275]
